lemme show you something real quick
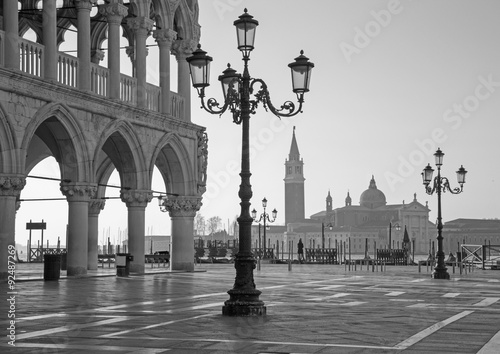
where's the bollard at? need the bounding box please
[372,261,375,272]
[257,258,261,271]
[452,262,455,274]
[418,261,421,273]
[288,259,292,271]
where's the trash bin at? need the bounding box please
[44,254,61,281]
[116,253,133,277]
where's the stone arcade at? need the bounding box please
[0,0,205,279]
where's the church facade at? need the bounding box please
[253,129,436,256]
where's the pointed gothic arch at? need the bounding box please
[151,132,196,196]
[93,119,149,191]
[0,102,19,173]
[21,102,91,183]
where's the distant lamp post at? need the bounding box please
[321,222,334,250]
[388,222,401,250]
[252,198,277,260]
[422,148,467,280]
[187,9,313,316]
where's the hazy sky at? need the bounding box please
[15,0,500,246]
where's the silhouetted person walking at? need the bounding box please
[297,238,305,264]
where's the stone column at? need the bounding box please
[42,0,57,80]
[60,183,96,276]
[4,0,19,69]
[0,176,25,280]
[99,3,128,99]
[75,0,95,91]
[127,17,154,109]
[163,196,202,271]
[172,40,197,122]
[120,190,152,273]
[88,199,105,270]
[153,29,177,114]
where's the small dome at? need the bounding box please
[360,176,386,209]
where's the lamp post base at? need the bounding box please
[432,267,450,280]
[222,290,267,316]
[222,255,266,316]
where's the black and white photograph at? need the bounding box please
[0,0,499,353]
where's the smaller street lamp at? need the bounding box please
[422,148,467,280]
[388,222,401,251]
[252,197,277,259]
[321,222,334,250]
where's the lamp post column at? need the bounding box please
[389,223,392,251]
[222,63,265,316]
[434,167,449,279]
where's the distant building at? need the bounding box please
[442,219,500,253]
[253,129,437,255]
[284,127,305,225]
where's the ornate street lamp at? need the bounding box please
[388,222,401,251]
[187,9,313,316]
[252,197,277,260]
[422,148,467,279]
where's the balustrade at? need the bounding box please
[58,53,78,87]
[19,37,44,77]
[1,36,184,119]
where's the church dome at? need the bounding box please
[359,176,386,209]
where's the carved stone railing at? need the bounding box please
[90,62,108,96]
[120,74,137,104]
[2,36,185,118]
[58,52,78,88]
[170,92,184,120]
[19,37,44,77]
[145,82,160,112]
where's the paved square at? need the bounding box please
[2,263,500,353]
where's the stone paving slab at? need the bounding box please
[1,263,500,353]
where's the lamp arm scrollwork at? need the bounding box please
[425,176,463,196]
[441,177,463,194]
[250,79,304,118]
[197,88,228,116]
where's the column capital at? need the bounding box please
[74,0,96,11]
[120,189,153,208]
[89,199,106,216]
[171,39,198,60]
[127,17,154,35]
[0,175,26,197]
[153,29,177,47]
[162,196,202,217]
[99,3,128,25]
[60,183,97,202]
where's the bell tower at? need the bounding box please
[284,127,305,225]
